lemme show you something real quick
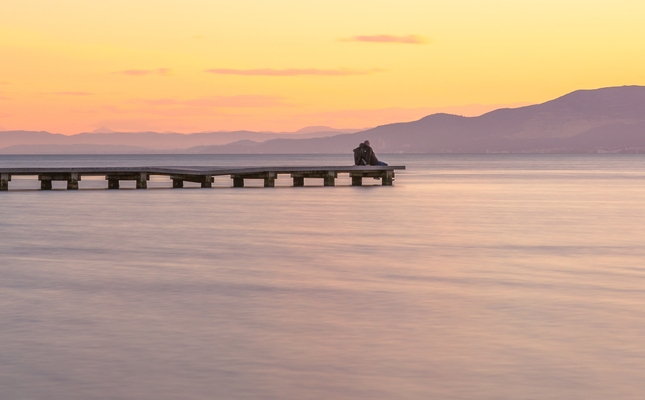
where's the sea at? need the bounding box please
[1,154,644,400]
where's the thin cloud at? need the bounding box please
[340,34,429,44]
[101,105,129,114]
[52,91,93,96]
[100,104,244,118]
[205,68,382,76]
[0,81,9,85]
[139,95,287,108]
[142,98,180,106]
[185,95,287,107]
[114,68,171,76]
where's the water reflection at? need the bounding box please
[1,154,644,399]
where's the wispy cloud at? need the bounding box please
[113,68,171,76]
[100,104,245,118]
[205,68,382,76]
[340,35,429,44]
[0,81,9,85]
[140,95,287,108]
[186,95,287,107]
[95,95,289,120]
[52,91,93,96]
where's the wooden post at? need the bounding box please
[233,177,244,188]
[39,175,53,190]
[0,173,10,191]
[67,173,79,190]
[173,179,184,188]
[136,173,148,189]
[264,174,276,187]
[323,172,335,187]
[108,179,120,189]
[41,180,53,190]
[200,176,213,188]
[352,176,362,186]
[293,176,304,187]
[382,170,394,186]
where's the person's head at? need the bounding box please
[364,140,370,146]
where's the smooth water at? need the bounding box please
[1,154,644,399]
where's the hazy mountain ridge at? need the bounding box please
[0,127,357,153]
[0,144,155,154]
[190,85,645,154]
[2,86,645,154]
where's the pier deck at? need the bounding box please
[0,165,405,190]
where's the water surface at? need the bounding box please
[1,154,644,399]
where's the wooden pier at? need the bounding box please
[0,165,405,191]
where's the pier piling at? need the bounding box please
[169,174,213,188]
[67,173,80,190]
[136,173,148,189]
[40,179,53,190]
[36,173,80,190]
[383,170,394,185]
[350,170,394,186]
[1,173,10,191]
[264,173,276,188]
[107,179,120,189]
[232,177,244,188]
[323,172,336,187]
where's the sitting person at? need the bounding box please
[353,140,388,166]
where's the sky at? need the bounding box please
[1,0,644,134]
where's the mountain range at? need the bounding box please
[0,126,359,154]
[2,85,645,154]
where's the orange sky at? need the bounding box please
[1,0,644,134]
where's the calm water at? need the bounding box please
[1,154,645,399]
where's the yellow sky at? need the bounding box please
[1,0,644,134]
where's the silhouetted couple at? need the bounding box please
[354,140,388,166]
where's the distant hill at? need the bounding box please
[0,127,358,153]
[293,126,362,135]
[3,86,645,154]
[0,144,154,154]
[188,85,645,154]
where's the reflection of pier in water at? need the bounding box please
[0,165,405,190]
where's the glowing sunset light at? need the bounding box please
[138,95,287,108]
[49,92,93,96]
[339,35,429,44]
[114,68,172,76]
[204,68,383,76]
[1,0,644,134]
